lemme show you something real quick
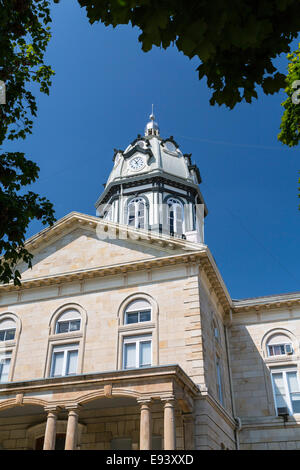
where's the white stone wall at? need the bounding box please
[230,305,300,449]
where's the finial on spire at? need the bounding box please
[145,105,159,136]
[150,104,155,121]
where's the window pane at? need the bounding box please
[268,344,286,356]
[0,331,5,341]
[140,310,151,322]
[5,329,15,341]
[216,361,223,405]
[51,351,64,377]
[287,372,300,393]
[140,341,151,367]
[137,202,145,229]
[69,320,81,332]
[57,321,70,334]
[291,394,300,413]
[124,343,136,369]
[66,350,78,375]
[274,345,285,355]
[287,372,300,414]
[0,358,11,383]
[128,203,135,226]
[272,373,288,410]
[126,312,139,324]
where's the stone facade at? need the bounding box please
[0,118,299,450]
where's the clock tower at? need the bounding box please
[95,112,207,243]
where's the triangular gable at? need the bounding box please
[19,212,198,280]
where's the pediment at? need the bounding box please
[18,213,195,280]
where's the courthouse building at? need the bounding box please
[0,114,300,450]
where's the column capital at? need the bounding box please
[161,396,176,404]
[64,404,82,413]
[44,405,61,414]
[137,397,153,406]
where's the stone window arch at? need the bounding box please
[44,304,87,378]
[117,294,159,370]
[261,328,296,359]
[55,309,82,335]
[266,332,294,358]
[124,299,152,325]
[0,312,21,383]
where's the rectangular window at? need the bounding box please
[268,344,287,357]
[271,368,300,415]
[0,352,12,383]
[216,358,224,406]
[56,320,81,334]
[0,329,15,341]
[125,310,151,324]
[123,335,152,370]
[50,344,79,377]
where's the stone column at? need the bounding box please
[138,399,152,450]
[163,399,176,450]
[182,413,195,450]
[43,408,59,450]
[65,406,81,450]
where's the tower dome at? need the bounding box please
[95,111,207,243]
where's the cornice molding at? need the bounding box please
[232,293,300,314]
[0,364,200,399]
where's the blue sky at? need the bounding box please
[6,1,300,299]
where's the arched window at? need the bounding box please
[0,318,16,342]
[167,198,183,235]
[55,309,81,334]
[266,334,293,357]
[0,314,20,383]
[46,304,86,379]
[124,299,152,325]
[127,197,146,229]
[117,294,158,371]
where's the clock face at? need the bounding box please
[129,156,145,171]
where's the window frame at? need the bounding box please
[125,309,151,325]
[270,367,300,416]
[0,350,12,383]
[122,335,152,370]
[267,342,293,357]
[0,313,21,383]
[50,343,79,378]
[216,356,224,406]
[127,197,146,229]
[0,328,16,342]
[167,198,184,235]
[55,318,81,335]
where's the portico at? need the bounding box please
[0,365,198,450]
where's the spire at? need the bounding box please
[145,105,160,136]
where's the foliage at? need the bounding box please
[0,0,56,285]
[278,45,300,147]
[74,0,300,108]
